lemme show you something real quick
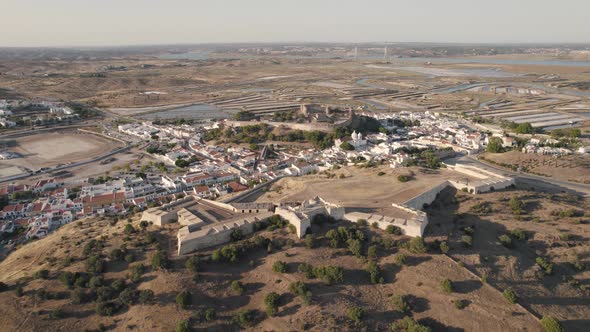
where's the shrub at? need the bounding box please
[289,281,308,298]
[440,241,450,254]
[454,299,466,309]
[391,294,410,313]
[366,261,384,284]
[408,237,427,254]
[119,288,138,306]
[95,301,117,316]
[371,221,379,229]
[441,279,453,293]
[233,310,254,328]
[264,292,280,317]
[536,257,554,275]
[130,263,145,283]
[377,171,386,176]
[509,196,523,213]
[34,269,49,279]
[348,306,365,323]
[461,235,473,247]
[71,289,89,304]
[272,260,288,273]
[498,234,513,248]
[367,245,378,260]
[394,253,407,265]
[185,256,200,273]
[231,280,245,295]
[74,273,89,288]
[124,223,136,234]
[220,244,239,263]
[144,232,157,244]
[386,224,403,235]
[357,219,368,227]
[510,228,526,241]
[151,250,170,270]
[305,234,315,249]
[49,309,65,320]
[109,248,124,261]
[175,319,189,332]
[298,263,314,278]
[503,288,517,304]
[59,271,76,288]
[15,286,24,297]
[540,316,564,332]
[176,290,191,309]
[397,175,410,182]
[313,265,343,285]
[88,275,104,288]
[138,289,155,304]
[124,254,135,263]
[230,229,243,242]
[96,286,115,302]
[204,308,216,321]
[86,255,105,273]
[391,316,431,332]
[348,238,363,258]
[211,250,221,262]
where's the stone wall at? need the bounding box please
[141,208,176,226]
[403,181,451,210]
[275,207,310,238]
[177,220,256,255]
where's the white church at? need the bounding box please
[335,130,368,151]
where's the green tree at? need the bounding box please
[175,319,189,332]
[540,316,564,332]
[391,294,410,313]
[441,279,453,293]
[176,290,191,309]
[185,256,200,273]
[272,260,288,273]
[305,234,315,249]
[348,306,365,323]
[515,122,534,134]
[264,292,281,317]
[486,136,504,153]
[152,250,170,270]
[503,288,518,304]
[340,141,355,151]
[231,280,245,295]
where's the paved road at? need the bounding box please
[458,155,590,196]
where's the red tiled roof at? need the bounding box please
[194,185,209,193]
[228,181,248,192]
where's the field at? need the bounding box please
[482,151,590,184]
[0,210,540,331]
[1,131,124,171]
[252,166,456,211]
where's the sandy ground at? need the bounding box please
[2,131,124,171]
[254,165,465,215]
[0,214,540,332]
[0,166,25,178]
[483,151,590,184]
[427,188,590,331]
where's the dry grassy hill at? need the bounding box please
[2,179,586,331]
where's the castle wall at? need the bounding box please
[177,220,256,255]
[275,207,310,238]
[403,181,450,210]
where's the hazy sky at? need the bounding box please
[1,0,589,46]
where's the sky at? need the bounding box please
[1,0,589,47]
